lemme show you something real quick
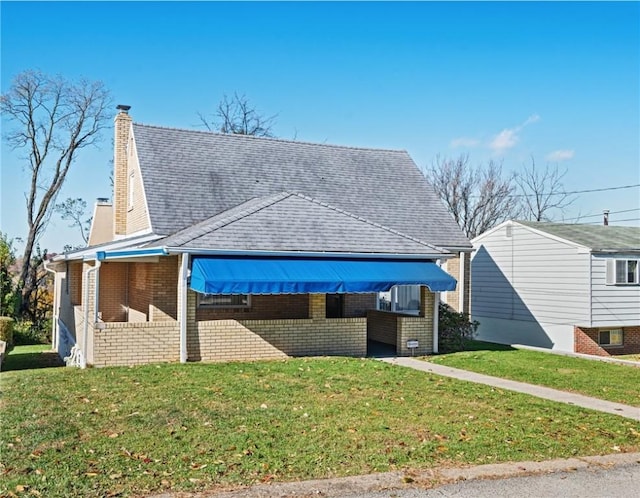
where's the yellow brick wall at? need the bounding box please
[99,262,128,322]
[125,137,151,234]
[91,321,181,367]
[443,254,470,314]
[366,310,398,345]
[187,317,367,362]
[113,111,131,235]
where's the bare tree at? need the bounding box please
[515,157,576,221]
[55,197,92,246]
[199,93,277,137]
[425,154,521,238]
[1,70,111,316]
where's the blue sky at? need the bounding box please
[2,1,639,253]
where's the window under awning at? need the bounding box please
[189,256,457,295]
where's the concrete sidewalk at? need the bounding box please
[379,357,640,422]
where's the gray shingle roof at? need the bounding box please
[518,221,640,252]
[132,124,471,250]
[147,192,448,255]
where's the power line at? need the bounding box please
[562,208,640,222]
[583,217,640,225]
[508,183,640,199]
[468,183,640,199]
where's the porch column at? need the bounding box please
[309,294,325,320]
[178,253,190,363]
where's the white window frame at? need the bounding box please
[377,285,420,315]
[197,294,251,309]
[606,258,639,285]
[598,329,623,347]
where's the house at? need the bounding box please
[47,105,471,367]
[471,220,640,356]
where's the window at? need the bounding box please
[598,329,623,347]
[377,285,420,315]
[197,294,251,308]
[128,172,135,211]
[606,259,639,285]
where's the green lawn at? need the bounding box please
[1,344,63,371]
[428,341,640,407]
[1,353,639,497]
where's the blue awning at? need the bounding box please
[190,256,457,294]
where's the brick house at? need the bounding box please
[472,220,640,356]
[47,105,471,367]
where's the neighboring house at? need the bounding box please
[472,220,640,356]
[47,105,471,367]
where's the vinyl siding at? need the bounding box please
[590,253,640,326]
[472,223,590,325]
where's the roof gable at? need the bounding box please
[131,123,470,250]
[149,192,448,255]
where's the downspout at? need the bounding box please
[433,292,440,354]
[458,251,465,313]
[81,260,102,369]
[43,261,58,352]
[179,253,190,363]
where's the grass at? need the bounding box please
[1,344,63,372]
[428,341,640,407]
[1,355,639,498]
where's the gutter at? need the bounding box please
[165,247,454,261]
[92,248,168,261]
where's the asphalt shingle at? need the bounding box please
[148,192,448,255]
[132,124,471,250]
[518,221,640,252]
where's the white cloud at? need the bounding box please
[489,114,540,153]
[450,137,481,148]
[546,149,575,162]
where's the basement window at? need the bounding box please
[606,259,639,285]
[197,294,251,309]
[598,329,623,347]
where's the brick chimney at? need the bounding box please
[113,105,132,235]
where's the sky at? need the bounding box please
[1,1,639,254]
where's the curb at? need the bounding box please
[149,452,640,497]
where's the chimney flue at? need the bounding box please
[603,210,610,226]
[116,104,131,113]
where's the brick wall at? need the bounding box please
[443,254,470,314]
[366,287,436,355]
[188,317,367,362]
[196,294,308,321]
[367,310,398,345]
[99,262,128,322]
[344,293,377,317]
[113,110,131,235]
[125,138,151,234]
[91,321,180,367]
[575,326,640,356]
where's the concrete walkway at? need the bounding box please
[379,357,640,422]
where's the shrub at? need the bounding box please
[0,316,15,352]
[438,303,479,353]
[13,319,50,345]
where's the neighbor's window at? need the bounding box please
[606,259,639,285]
[598,329,623,347]
[197,294,251,308]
